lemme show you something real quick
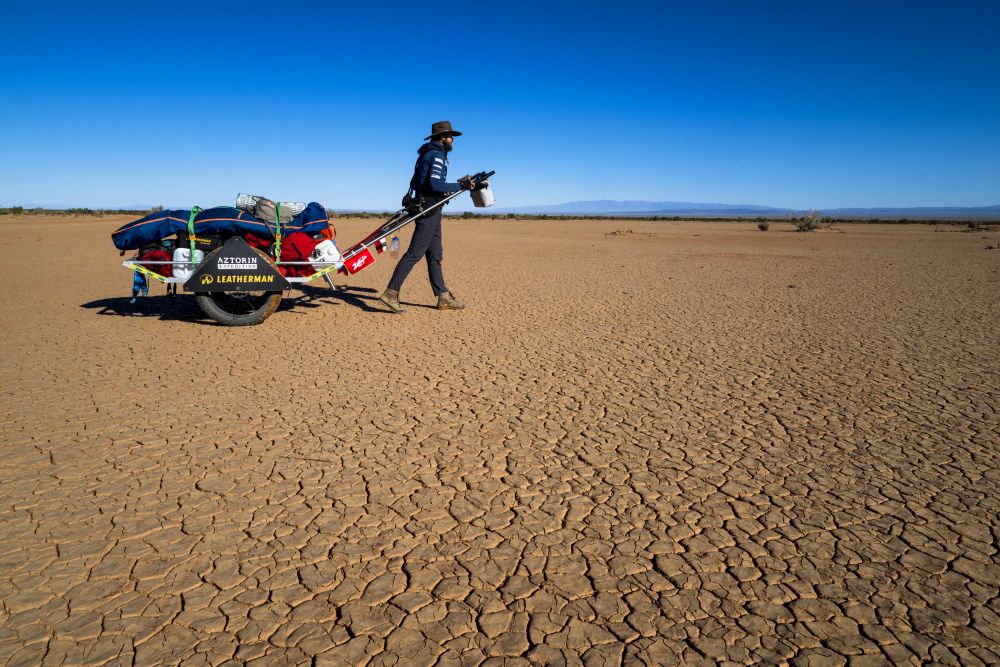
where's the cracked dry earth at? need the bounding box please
[1,215,998,666]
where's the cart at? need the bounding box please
[121,171,494,326]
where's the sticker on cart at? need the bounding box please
[345,248,375,275]
[184,236,290,292]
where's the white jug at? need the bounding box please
[471,181,495,208]
[172,247,204,282]
[310,239,343,272]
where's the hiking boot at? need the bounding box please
[437,292,466,310]
[378,289,406,314]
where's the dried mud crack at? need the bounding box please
[1,216,998,665]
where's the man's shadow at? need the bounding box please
[287,284,440,311]
[281,284,383,313]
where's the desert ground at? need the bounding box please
[0,214,998,666]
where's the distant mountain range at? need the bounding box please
[7,199,1000,220]
[492,200,1000,219]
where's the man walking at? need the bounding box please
[379,121,472,313]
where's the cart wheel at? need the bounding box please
[195,291,282,326]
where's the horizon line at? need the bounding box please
[3,202,999,212]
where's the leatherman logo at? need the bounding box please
[200,275,214,285]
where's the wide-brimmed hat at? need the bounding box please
[425,120,463,140]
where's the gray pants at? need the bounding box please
[387,206,447,295]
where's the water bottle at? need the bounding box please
[390,236,400,255]
[130,271,148,304]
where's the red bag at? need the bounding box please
[139,249,172,277]
[277,232,319,277]
[243,233,273,253]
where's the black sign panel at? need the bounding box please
[183,236,290,292]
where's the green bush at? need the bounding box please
[791,210,823,232]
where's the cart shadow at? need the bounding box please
[81,285,390,321]
[80,295,212,322]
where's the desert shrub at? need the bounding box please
[150,205,164,213]
[791,210,823,232]
[757,221,770,231]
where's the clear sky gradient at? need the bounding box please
[2,1,998,210]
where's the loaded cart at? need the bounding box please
[113,171,495,326]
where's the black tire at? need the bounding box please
[195,291,282,326]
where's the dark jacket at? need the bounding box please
[408,141,461,200]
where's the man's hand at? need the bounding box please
[459,175,474,190]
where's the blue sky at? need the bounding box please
[1,1,998,210]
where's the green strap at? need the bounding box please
[274,203,282,263]
[187,206,202,256]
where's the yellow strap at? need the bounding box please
[126,262,170,284]
[306,265,336,281]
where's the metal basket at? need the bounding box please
[236,193,306,221]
